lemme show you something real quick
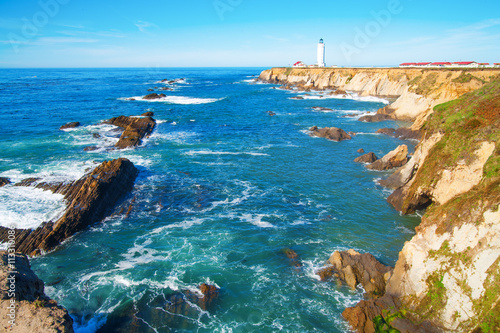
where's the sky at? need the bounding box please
[0,0,499,68]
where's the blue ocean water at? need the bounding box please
[0,68,420,332]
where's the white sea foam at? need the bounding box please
[121,95,223,105]
[289,92,390,104]
[184,150,268,157]
[240,214,276,228]
[0,186,66,229]
[151,218,207,233]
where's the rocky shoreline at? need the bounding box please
[260,68,500,332]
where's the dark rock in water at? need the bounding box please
[290,96,304,100]
[147,88,154,91]
[14,177,41,187]
[354,152,378,164]
[159,87,173,91]
[312,106,333,112]
[376,127,422,140]
[357,148,365,154]
[98,284,220,332]
[0,252,74,332]
[331,89,347,95]
[0,177,11,187]
[366,145,408,171]
[0,158,137,256]
[142,93,165,100]
[59,122,80,130]
[358,114,392,122]
[327,249,393,298]
[309,126,352,142]
[93,133,101,139]
[83,146,99,151]
[104,115,156,149]
[267,111,276,116]
[317,266,336,281]
[376,128,396,136]
[141,111,154,117]
[282,248,303,268]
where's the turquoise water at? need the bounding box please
[0,68,420,332]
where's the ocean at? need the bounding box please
[0,68,420,332]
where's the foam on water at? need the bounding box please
[0,186,66,229]
[184,150,268,157]
[121,95,224,105]
[240,213,277,228]
[289,92,390,104]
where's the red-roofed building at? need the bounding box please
[430,62,452,67]
[453,61,478,68]
[415,62,431,66]
[478,63,489,67]
[399,63,417,67]
[293,61,306,68]
[494,63,500,68]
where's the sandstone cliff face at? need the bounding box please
[259,67,499,126]
[343,78,500,332]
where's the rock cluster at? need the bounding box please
[0,177,11,187]
[354,152,378,164]
[0,252,74,332]
[309,126,352,142]
[0,158,137,256]
[142,93,166,100]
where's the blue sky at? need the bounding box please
[1,0,499,67]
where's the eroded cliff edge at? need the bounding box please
[260,68,500,332]
[259,67,499,130]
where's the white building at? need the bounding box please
[317,39,326,67]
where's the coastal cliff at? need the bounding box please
[259,67,499,332]
[259,67,499,129]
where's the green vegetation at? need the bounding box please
[346,75,353,84]
[452,72,486,84]
[33,298,47,308]
[409,73,439,95]
[284,67,293,76]
[372,309,409,332]
[470,258,500,332]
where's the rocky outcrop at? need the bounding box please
[358,114,392,122]
[325,250,393,298]
[0,158,137,256]
[259,67,499,128]
[59,122,80,130]
[342,77,500,332]
[104,115,156,149]
[97,284,220,332]
[366,145,408,171]
[354,152,378,164]
[0,177,11,187]
[282,248,303,268]
[142,93,166,100]
[376,127,421,141]
[0,252,74,332]
[309,126,352,142]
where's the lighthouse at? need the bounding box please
[317,38,326,67]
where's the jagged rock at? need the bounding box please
[98,284,220,332]
[331,89,347,95]
[0,177,11,187]
[316,266,336,281]
[358,114,392,122]
[354,152,378,164]
[83,146,99,151]
[376,127,422,140]
[309,126,352,142]
[104,115,156,149]
[357,148,365,154]
[141,111,154,117]
[282,248,303,268]
[326,249,393,298]
[59,122,80,130]
[147,88,154,91]
[142,93,166,100]
[366,145,408,171]
[312,106,333,112]
[14,178,41,187]
[0,252,74,332]
[0,159,137,256]
[290,96,304,100]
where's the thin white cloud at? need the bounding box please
[447,18,500,34]
[264,35,289,43]
[37,37,100,44]
[134,21,159,33]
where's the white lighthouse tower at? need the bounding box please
[317,38,326,67]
